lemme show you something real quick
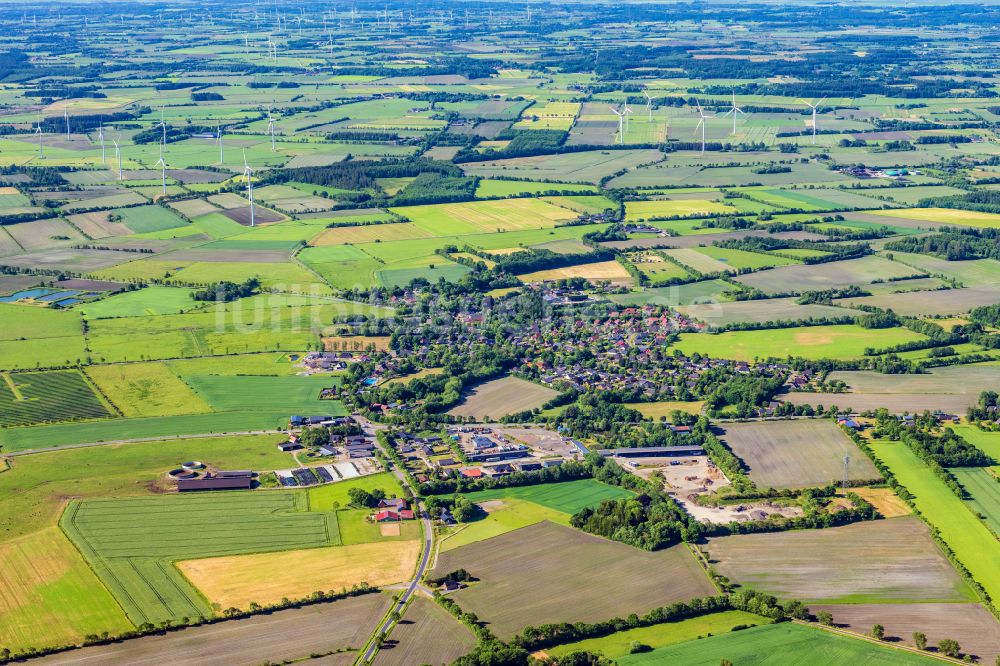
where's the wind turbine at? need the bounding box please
[721,91,745,136]
[113,136,122,180]
[802,98,826,145]
[216,120,224,164]
[623,104,633,133]
[267,106,276,151]
[155,150,167,197]
[694,99,711,154]
[609,105,625,145]
[643,91,655,119]
[242,149,255,227]
[242,32,249,54]
[64,110,70,137]
[157,108,167,150]
[33,115,43,158]
[98,123,106,165]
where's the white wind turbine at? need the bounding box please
[242,32,249,54]
[64,110,70,137]
[155,147,167,197]
[623,104,634,133]
[157,108,167,150]
[609,105,625,145]
[643,91,655,119]
[113,136,122,180]
[721,91,745,136]
[694,99,712,154]
[34,115,43,158]
[98,123,106,165]
[267,107,276,151]
[243,149,256,227]
[802,98,826,145]
[216,120,224,164]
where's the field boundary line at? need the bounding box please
[794,620,966,664]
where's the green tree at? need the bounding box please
[913,632,927,650]
[938,639,961,658]
[871,624,885,640]
[816,610,833,626]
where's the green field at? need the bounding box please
[439,497,572,552]
[307,472,405,511]
[458,479,633,514]
[0,410,292,452]
[617,622,941,665]
[0,370,113,427]
[79,287,203,318]
[112,205,189,233]
[475,179,597,197]
[951,467,1000,536]
[184,374,345,413]
[952,425,1000,463]
[62,492,338,624]
[674,325,926,361]
[547,611,770,659]
[0,304,86,371]
[86,362,212,417]
[870,440,1000,602]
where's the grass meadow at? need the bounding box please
[674,325,925,361]
[869,440,1000,602]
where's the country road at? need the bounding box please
[360,420,435,664]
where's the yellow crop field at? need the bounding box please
[394,198,577,235]
[179,540,421,609]
[520,260,633,284]
[311,222,434,245]
[625,199,736,220]
[867,207,1000,228]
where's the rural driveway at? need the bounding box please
[360,420,435,664]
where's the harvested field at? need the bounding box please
[165,169,231,184]
[828,365,1000,395]
[179,541,420,610]
[717,420,879,489]
[0,274,41,295]
[0,247,134,272]
[807,603,1000,665]
[394,198,577,235]
[733,256,923,294]
[374,596,477,666]
[0,369,113,427]
[432,521,715,639]
[460,149,663,185]
[311,222,432,245]
[519,260,633,285]
[840,487,911,518]
[706,516,973,603]
[53,278,123,291]
[221,205,285,225]
[65,211,131,238]
[5,218,87,250]
[836,288,1000,316]
[169,198,220,218]
[446,376,559,419]
[323,335,392,352]
[207,192,249,209]
[781,391,979,414]
[677,297,861,327]
[32,593,391,666]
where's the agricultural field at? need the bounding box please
[706,517,974,604]
[85,362,212,417]
[62,492,338,625]
[545,610,770,660]
[519,260,633,285]
[616,623,942,666]
[806,603,1000,666]
[0,369,113,427]
[446,376,560,419]
[431,522,715,639]
[674,324,925,361]
[717,420,879,489]
[677,297,861,327]
[178,540,420,610]
[31,593,391,666]
[870,441,1000,602]
[733,256,925,294]
[373,597,478,666]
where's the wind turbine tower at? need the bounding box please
[113,137,122,180]
[722,91,745,136]
[694,99,711,154]
[34,117,43,158]
[609,105,625,145]
[216,120,224,164]
[643,91,654,119]
[267,107,276,151]
[64,110,70,137]
[243,150,256,227]
[803,98,826,145]
[98,124,106,165]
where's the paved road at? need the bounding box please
[360,421,435,664]
[1,430,285,457]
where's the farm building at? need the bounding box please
[177,470,254,492]
[374,509,415,522]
